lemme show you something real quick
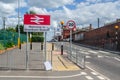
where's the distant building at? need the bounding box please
[74,19,120,51]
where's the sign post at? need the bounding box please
[66,20,76,59]
[60,21,64,55]
[24,14,51,69]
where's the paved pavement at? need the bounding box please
[46,43,80,71]
[0,42,111,80]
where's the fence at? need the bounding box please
[0,30,27,49]
[55,42,86,69]
[0,42,52,70]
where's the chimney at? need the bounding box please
[89,24,92,30]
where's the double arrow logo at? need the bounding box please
[30,16,44,24]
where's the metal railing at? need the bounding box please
[0,42,53,70]
[55,42,86,69]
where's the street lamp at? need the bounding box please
[60,21,64,55]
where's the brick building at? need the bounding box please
[74,20,120,51]
[62,19,120,51]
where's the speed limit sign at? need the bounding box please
[66,20,76,30]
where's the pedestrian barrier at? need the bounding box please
[54,42,86,69]
[0,42,52,70]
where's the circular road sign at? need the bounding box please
[66,20,76,30]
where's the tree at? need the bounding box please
[26,10,36,14]
[6,27,16,32]
[15,24,25,34]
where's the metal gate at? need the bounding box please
[28,43,45,70]
[0,42,48,70]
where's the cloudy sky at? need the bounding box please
[0,0,120,40]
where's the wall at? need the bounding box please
[80,21,120,51]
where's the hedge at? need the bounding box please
[32,36,44,42]
[0,43,5,50]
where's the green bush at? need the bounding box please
[32,36,44,42]
[6,41,14,48]
[0,43,5,50]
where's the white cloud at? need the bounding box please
[0,0,27,29]
[6,18,18,27]
[52,21,59,28]
[28,0,74,8]
[1,0,120,31]
[0,0,16,3]
[29,7,49,14]
[0,0,27,17]
[0,2,16,17]
[46,0,120,29]
[86,0,116,3]
[74,0,120,27]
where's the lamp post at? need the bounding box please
[114,25,119,50]
[60,21,64,55]
[18,0,21,49]
[2,17,6,47]
[2,17,6,30]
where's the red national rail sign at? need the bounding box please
[24,14,50,26]
[24,14,50,32]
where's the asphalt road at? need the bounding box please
[70,42,120,80]
[0,69,110,80]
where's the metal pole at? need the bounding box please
[44,32,47,61]
[18,0,20,37]
[61,24,63,55]
[98,18,100,28]
[115,30,118,50]
[18,0,21,49]
[30,33,32,50]
[26,32,29,70]
[70,29,72,59]
[51,51,53,68]
[2,17,6,47]
[115,26,119,51]
[3,17,6,30]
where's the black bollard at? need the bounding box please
[19,43,21,49]
[30,42,32,50]
[61,45,63,55]
[52,43,54,51]
[41,43,43,50]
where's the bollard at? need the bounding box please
[19,43,21,49]
[41,42,43,50]
[30,42,32,50]
[61,45,63,55]
[30,37,32,50]
[52,43,54,50]
[18,37,21,49]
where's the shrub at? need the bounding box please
[32,36,44,42]
[0,43,5,50]
[6,41,14,48]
